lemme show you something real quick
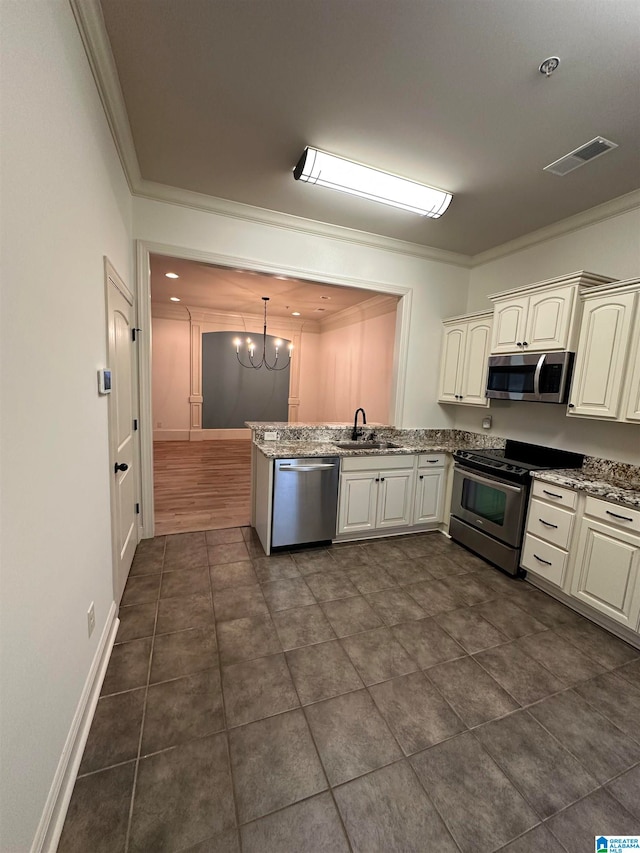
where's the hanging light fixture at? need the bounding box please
[293,147,452,218]
[234,297,293,371]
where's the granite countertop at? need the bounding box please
[532,469,640,511]
[255,439,461,459]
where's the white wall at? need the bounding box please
[152,316,191,433]
[315,307,397,424]
[457,206,640,463]
[133,198,470,428]
[0,3,133,850]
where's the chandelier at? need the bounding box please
[234,297,293,371]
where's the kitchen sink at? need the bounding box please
[335,440,402,450]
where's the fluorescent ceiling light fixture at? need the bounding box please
[291,311,301,316]
[293,147,452,217]
[170,297,181,302]
[165,272,179,279]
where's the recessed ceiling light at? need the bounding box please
[292,311,301,316]
[320,295,331,300]
[165,272,179,279]
[170,297,181,302]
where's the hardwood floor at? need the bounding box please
[153,440,252,535]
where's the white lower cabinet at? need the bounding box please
[522,484,577,587]
[337,454,446,536]
[413,465,445,525]
[338,464,414,534]
[570,511,640,630]
[523,484,640,637]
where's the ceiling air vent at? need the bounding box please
[544,136,618,176]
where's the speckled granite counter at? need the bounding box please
[532,459,640,511]
[250,426,505,459]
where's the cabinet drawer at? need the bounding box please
[341,454,415,472]
[526,498,575,549]
[418,453,446,468]
[584,496,640,534]
[531,479,577,509]
[521,534,567,586]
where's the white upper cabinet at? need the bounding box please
[438,312,492,406]
[568,280,639,421]
[489,271,614,355]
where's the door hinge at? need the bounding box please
[131,328,141,342]
[133,418,138,431]
[135,503,140,514]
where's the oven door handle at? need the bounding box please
[454,466,524,494]
[533,354,546,397]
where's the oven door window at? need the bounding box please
[461,479,507,525]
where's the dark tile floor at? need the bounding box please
[58,528,640,853]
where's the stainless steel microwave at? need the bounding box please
[486,351,574,403]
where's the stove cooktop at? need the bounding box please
[453,440,584,484]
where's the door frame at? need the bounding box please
[104,257,142,594]
[135,240,412,539]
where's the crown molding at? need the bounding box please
[69,0,141,190]
[134,179,472,267]
[318,294,398,332]
[471,189,640,268]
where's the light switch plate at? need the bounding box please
[264,431,278,441]
[482,416,492,429]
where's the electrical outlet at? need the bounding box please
[87,602,96,638]
[264,431,278,441]
[156,421,162,428]
[482,416,492,430]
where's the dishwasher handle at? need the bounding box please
[278,463,337,472]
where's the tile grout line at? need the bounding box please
[123,534,165,853]
[206,546,244,848]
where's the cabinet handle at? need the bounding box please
[427,459,438,463]
[543,489,563,499]
[516,342,522,347]
[568,403,575,409]
[523,341,528,347]
[419,475,424,480]
[533,553,552,565]
[606,510,634,522]
[380,477,385,482]
[539,518,558,528]
[375,478,380,483]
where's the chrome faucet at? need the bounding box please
[351,407,367,441]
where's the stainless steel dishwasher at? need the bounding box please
[271,457,340,548]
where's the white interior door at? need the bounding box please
[106,260,138,603]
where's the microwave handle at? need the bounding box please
[533,354,546,397]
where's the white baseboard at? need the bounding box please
[189,429,251,441]
[153,429,190,441]
[31,602,119,853]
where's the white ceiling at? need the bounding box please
[150,254,396,318]
[99,0,640,255]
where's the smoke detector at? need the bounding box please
[544,136,619,176]
[539,57,560,77]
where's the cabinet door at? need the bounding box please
[376,470,415,529]
[570,517,640,629]
[623,317,640,422]
[524,285,574,351]
[491,297,528,354]
[568,292,636,419]
[337,472,378,534]
[438,324,465,402]
[459,318,492,405]
[413,469,444,525]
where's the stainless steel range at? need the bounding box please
[449,440,584,576]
